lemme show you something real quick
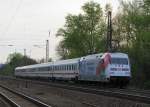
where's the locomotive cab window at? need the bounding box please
[111,58,128,65]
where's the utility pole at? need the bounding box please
[24,48,26,56]
[46,40,49,62]
[46,31,50,62]
[107,11,112,52]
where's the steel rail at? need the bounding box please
[1,76,150,104]
[20,79,150,104]
[0,92,20,107]
[0,84,51,107]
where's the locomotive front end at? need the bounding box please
[108,53,131,87]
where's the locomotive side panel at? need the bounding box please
[78,53,108,82]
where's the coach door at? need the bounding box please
[79,58,87,80]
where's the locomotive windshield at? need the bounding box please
[111,58,128,65]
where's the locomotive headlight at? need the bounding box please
[125,72,130,74]
[110,72,114,74]
[122,68,129,71]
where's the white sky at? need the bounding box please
[0,0,120,63]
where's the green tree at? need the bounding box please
[56,1,106,59]
[0,53,37,76]
[113,0,150,88]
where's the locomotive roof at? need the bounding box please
[110,52,128,58]
[80,53,103,61]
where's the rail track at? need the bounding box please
[1,76,150,105]
[0,83,51,107]
[0,92,19,107]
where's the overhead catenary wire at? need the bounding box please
[1,0,23,36]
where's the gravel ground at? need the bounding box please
[0,78,150,107]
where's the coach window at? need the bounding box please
[67,65,69,70]
[69,65,71,70]
[57,66,58,71]
[72,65,73,70]
[66,65,67,70]
[43,67,46,71]
[65,65,67,71]
[69,65,70,71]
[58,66,60,71]
[57,66,59,71]
[61,66,62,70]
[71,65,72,70]
[73,65,75,70]
[47,67,49,71]
[46,67,49,71]
[59,66,61,71]
[60,66,62,71]
[61,66,63,70]
[55,66,56,71]
[55,66,57,71]
[59,66,60,71]
[70,65,72,70]
[71,65,73,70]
[63,66,65,70]
[72,65,74,70]
[75,65,77,70]
[74,65,75,70]
[63,65,66,71]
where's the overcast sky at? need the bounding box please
[0,0,120,63]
